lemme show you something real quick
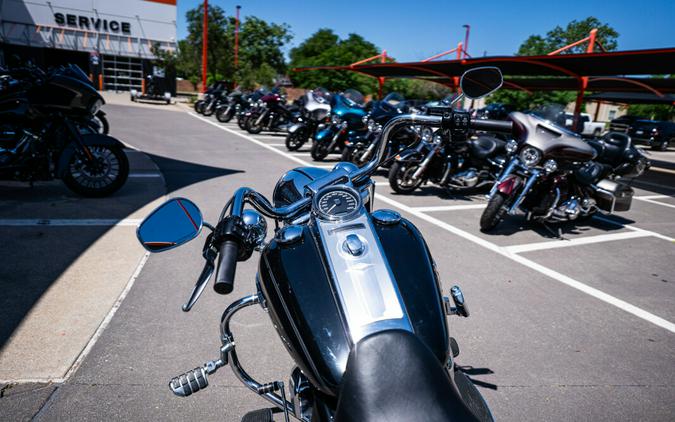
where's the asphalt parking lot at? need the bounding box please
[1,99,674,421]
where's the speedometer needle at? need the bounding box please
[326,203,337,213]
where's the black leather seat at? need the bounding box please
[469,136,505,159]
[334,330,481,422]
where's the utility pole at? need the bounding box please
[462,24,470,58]
[201,0,208,93]
[234,5,240,88]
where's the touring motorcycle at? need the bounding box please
[479,112,649,231]
[285,88,332,151]
[0,64,128,196]
[136,67,504,422]
[245,91,300,134]
[310,89,368,161]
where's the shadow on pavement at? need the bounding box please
[0,152,243,350]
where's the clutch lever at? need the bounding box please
[182,236,218,312]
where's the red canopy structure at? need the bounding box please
[294,29,675,128]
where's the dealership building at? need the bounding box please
[0,0,177,92]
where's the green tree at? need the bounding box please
[489,17,619,110]
[628,104,675,121]
[176,5,291,88]
[290,30,381,95]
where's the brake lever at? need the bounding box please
[182,245,217,312]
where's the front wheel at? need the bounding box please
[247,115,263,134]
[480,192,509,232]
[194,100,204,113]
[285,130,306,151]
[311,141,330,161]
[652,139,670,151]
[62,146,129,197]
[388,161,423,194]
[93,112,110,134]
[217,107,234,123]
[202,103,215,116]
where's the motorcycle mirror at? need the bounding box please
[460,67,503,99]
[137,198,203,252]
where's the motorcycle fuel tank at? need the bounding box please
[257,213,449,396]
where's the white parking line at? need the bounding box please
[634,197,675,209]
[631,179,675,191]
[650,166,675,176]
[635,195,670,199]
[413,204,487,212]
[268,143,286,147]
[593,215,675,242]
[504,231,651,254]
[188,111,675,333]
[0,219,141,226]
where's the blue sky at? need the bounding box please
[177,0,675,62]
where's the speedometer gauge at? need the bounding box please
[314,186,362,221]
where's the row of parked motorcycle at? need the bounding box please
[194,75,650,233]
[0,63,128,197]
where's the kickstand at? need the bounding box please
[542,222,566,240]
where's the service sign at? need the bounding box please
[53,13,132,34]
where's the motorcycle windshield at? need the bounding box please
[343,89,365,106]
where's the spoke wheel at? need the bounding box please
[388,161,422,194]
[63,146,129,197]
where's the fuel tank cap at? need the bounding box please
[342,234,365,256]
[371,209,401,225]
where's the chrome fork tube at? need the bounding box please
[508,169,540,215]
[412,147,438,180]
[488,158,518,199]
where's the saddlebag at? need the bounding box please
[593,179,633,212]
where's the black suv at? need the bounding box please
[628,120,675,151]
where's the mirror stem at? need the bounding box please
[450,93,465,107]
[203,222,216,232]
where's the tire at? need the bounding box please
[247,115,263,134]
[62,145,129,197]
[480,192,509,232]
[202,103,215,116]
[311,141,330,161]
[93,111,109,134]
[653,139,670,152]
[285,130,306,151]
[237,115,248,130]
[340,148,353,163]
[388,161,423,194]
[194,100,203,113]
[216,108,234,123]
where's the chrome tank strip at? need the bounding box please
[315,212,413,343]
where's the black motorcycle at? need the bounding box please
[246,91,300,134]
[0,64,129,197]
[135,67,504,422]
[341,92,414,167]
[285,88,332,151]
[479,112,649,232]
[195,81,227,115]
[388,96,508,194]
[215,90,247,123]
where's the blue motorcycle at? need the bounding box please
[310,89,368,161]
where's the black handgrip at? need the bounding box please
[214,240,239,295]
[471,119,513,134]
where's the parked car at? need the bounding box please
[628,119,675,151]
[608,115,645,133]
[564,113,605,137]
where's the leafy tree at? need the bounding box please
[176,5,291,87]
[488,17,619,110]
[628,103,675,121]
[290,30,381,95]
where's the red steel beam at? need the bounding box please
[201,0,208,93]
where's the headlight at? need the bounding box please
[519,146,541,167]
[331,114,342,125]
[505,139,518,154]
[543,159,558,174]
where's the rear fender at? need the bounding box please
[497,175,521,196]
[56,134,125,177]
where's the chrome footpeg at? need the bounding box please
[169,366,209,397]
[444,285,470,317]
[169,358,226,397]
